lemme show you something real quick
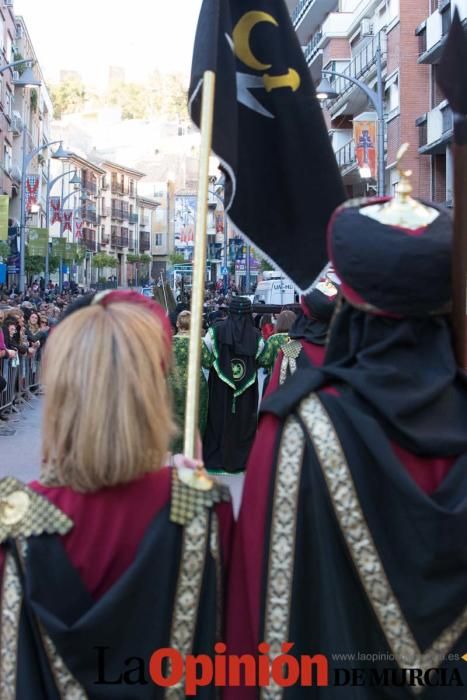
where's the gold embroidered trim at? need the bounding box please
[0,477,73,544]
[299,393,467,694]
[0,540,87,699]
[279,341,302,386]
[210,513,223,644]
[166,510,210,698]
[0,551,22,699]
[261,417,305,700]
[170,469,230,526]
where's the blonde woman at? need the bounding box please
[0,290,231,699]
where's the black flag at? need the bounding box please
[189,0,346,292]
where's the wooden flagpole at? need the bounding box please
[184,71,216,459]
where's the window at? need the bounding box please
[4,143,12,174]
[155,234,163,247]
[5,89,12,120]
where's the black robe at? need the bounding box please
[0,472,231,699]
[226,307,467,698]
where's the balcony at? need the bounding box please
[80,234,96,252]
[140,215,151,228]
[111,207,130,221]
[100,235,110,248]
[304,30,323,66]
[292,0,335,42]
[139,232,150,252]
[111,234,129,248]
[82,180,98,196]
[418,100,453,155]
[335,140,356,171]
[327,32,387,108]
[129,212,138,224]
[418,2,467,64]
[82,208,97,225]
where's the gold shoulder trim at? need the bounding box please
[298,394,467,690]
[0,477,73,544]
[170,469,230,526]
[281,340,302,360]
[279,341,302,385]
[261,416,305,700]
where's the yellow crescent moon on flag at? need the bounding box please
[233,11,278,71]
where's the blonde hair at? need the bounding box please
[41,301,175,492]
[177,310,191,332]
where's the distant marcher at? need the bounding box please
[168,310,211,453]
[203,296,264,473]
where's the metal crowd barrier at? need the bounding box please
[0,355,42,415]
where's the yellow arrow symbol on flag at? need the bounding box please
[462,654,467,662]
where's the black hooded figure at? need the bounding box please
[203,296,263,473]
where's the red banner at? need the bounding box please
[26,175,40,211]
[74,218,83,239]
[63,209,73,232]
[353,121,377,179]
[50,196,62,224]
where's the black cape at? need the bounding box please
[1,478,229,699]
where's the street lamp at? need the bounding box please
[20,134,73,293]
[316,33,386,197]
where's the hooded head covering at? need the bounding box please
[213,296,260,393]
[289,284,338,345]
[264,197,467,457]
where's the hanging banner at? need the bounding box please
[0,195,9,240]
[50,196,62,224]
[74,218,83,239]
[52,237,67,257]
[28,228,49,256]
[26,175,40,211]
[63,209,73,232]
[215,211,224,233]
[354,119,377,179]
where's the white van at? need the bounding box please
[253,272,297,306]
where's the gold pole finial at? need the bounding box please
[360,143,439,229]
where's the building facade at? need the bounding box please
[286,0,463,201]
[99,161,144,286]
[416,0,466,206]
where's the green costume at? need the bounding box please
[257,332,290,373]
[169,333,211,453]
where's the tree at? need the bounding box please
[0,241,10,260]
[260,259,275,273]
[108,81,147,120]
[169,252,186,266]
[50,79,87,119]
[92,253,118,270]
[25,252,44,276]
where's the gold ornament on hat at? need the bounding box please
[361,143,440,229]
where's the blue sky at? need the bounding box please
[15,0,203,85]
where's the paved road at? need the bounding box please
[0,397,42,483]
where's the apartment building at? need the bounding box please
[0,0,18,199]
[99,161,144,286]
[288,0,441,199]
[10,14,53,229]
[416,0,466,206]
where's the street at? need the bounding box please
[0,398,42,483]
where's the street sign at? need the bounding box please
[221,266,229,275]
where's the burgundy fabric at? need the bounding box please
[225,394,456,698]
[225,412,279,700]
[29,469,172,600]
[264,341,327,398]
[28,468,233,600]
